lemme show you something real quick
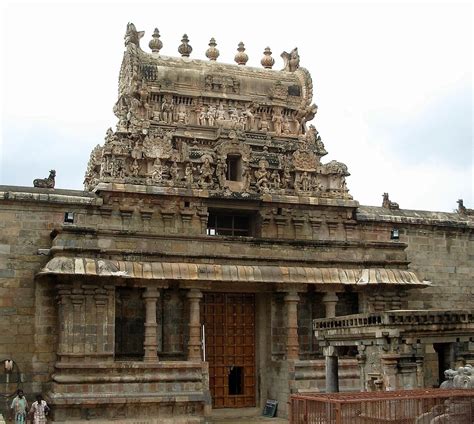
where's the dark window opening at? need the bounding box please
[288,85,301,96]
[64,212,74,223]
[115,287,145,360]
[226,155,242,181]
[184,201,190,208]
[207,210,253,236]
[228,366,244,395]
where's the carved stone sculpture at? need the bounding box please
[382,193,400,210]
[457,199,474,216]
[33,170,56,189]
[255,160,270,193]
[281,48,300,72]
[199,156,214,188]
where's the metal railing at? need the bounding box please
[290,389,474,423]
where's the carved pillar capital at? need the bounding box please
[322,291,339,318]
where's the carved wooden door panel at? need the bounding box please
[203,293,256,408]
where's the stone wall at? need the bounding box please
[357,206,474,311]
[0,187,98,413]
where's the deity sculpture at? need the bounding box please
[255,161,269,193]
[271,170,281,190]
[207,105,216,126]
[177,109,188,125]
[216,104,226,124]
[242,162,251,192]
[199,156,214,187]
[130,159,140,177]
[199,106,207,126]
[300,171,311,192]
[282,116,291,135]
[161,97,174,123]
[151,158,163,183]
[216,158,227,188]
[272,108,283,135]
[185,162,194,187]
[170,161,180,184]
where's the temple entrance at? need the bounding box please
[202,293,256,408]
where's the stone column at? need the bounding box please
[322,291,339,318]
[143,287,160,362]
[284,291,300,360]
[324,346,339,392]
[187,288,203,361]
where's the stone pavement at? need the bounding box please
[206,408,288,423]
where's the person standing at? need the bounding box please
[10,389,28,424]
[29,394,49,424]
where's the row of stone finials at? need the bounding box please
[126,24,300,71]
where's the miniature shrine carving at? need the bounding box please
[83,23,353,201]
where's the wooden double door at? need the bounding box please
[202,293,256,408]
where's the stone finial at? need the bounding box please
[149,28,163,54]
[234,42,249,65]
[261,47,275,69]
[178,34,193,57]
[206,38,220,61]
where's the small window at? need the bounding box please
[226,155,242,181]
[207,210,252,236]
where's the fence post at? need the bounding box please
[336,402,341,424]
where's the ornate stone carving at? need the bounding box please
[457,199,474,216]
[178,34,192,57]
[292,149,318,172]
[149,28,162,53]
[33,170,56,189]
[234,42,248,65]
[198,155,214,188]
[124,22,144,47]
[254,160,270,193]
[281,48,300,72]
[205,38,219,61]
[261,47,275,69]
[382,193,399,210]
[85,26,353,200]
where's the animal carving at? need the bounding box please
[382,193,399,210]
[33,170,56,189]
[457,199,474,216]
[281,48,300,72]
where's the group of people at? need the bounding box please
[10,390,49,424]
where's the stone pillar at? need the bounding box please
[284,291,300,360]
[324,346,339,393]
[357,345,367,391]
[322,291,339,318]
[187,288,203,361]
[381,353,400,390]
[143,287,160,362]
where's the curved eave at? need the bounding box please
[37,257,430,287]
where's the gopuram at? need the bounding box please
[0,23,473,423]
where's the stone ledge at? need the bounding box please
[357,206,474,228]
[0,186,102,207]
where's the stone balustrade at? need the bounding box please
[314,309,474,331]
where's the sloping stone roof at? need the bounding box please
[357,206,474,228]
[39,256,428,287]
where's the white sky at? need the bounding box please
[0,0,472,212]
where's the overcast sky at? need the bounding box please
[0,0,472,212]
